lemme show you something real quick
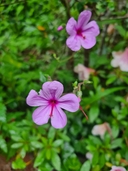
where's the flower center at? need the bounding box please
[77,29,86,39]
[49,99,57,117]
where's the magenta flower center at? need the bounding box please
[49,99,57,117]
[76,29,86,39]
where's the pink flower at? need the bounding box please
[110,166,126,171]
[57,25,63,31]
[111,48,128,72]
[92,122,111,139]
[66,10,100,51]
[26,81,79,129]
[74,64,95,80]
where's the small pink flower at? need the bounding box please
[66,10,100,51]
[74,64,95,80]
[57,26,63,31]
[110,166,126,171]
[92,122,111,139]
[111,48,128,72]
[26,81,79,129]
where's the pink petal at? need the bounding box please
[111,58,120,68]
[77,10,92,29]
[120,62,128,71]
[42,81,64,100]
[58,93,79,112]
[57,25,63,31]
[66,17,77,35]
[110,166,126,171]
[66,35,81,51]
[26,90,48,107]
[80,34,96,49]
[32,106,50,125]
[83,21,100,36]
[51,106,67,129]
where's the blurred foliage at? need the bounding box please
[0,0,128,170]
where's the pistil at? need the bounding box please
[49,100,56,117]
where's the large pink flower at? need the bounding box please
[26,81,79,129]
[66,10,100,51]
[111,48,128,72]
[110,166,126,171]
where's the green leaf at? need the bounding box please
[0,103,6,122]
[115,25,126,38]
[83,87,125,105]
[92,152,99,166]
[12,158,26,169]
[34,151,45,167]
[0,135,7,153]
[48,127,56,140]
[31,141,43,149]
[99,153,105,168]
[112,125,119,139]
[88,104,99,123]
[53,139,63,147]
[11,143,23,149]
[58,132,70,141]
[41,137,48,145]
[111,138,123,149]
[106,76,117,85]
[51,152,61,171]
[20,148,26,158]
[46,148,51,160]
[11,135,23,142]
[80,160,91,171]
[16,5,24,15]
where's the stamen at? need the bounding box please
[79,106,88,120]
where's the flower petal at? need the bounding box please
[111,58,120,67]
[120,62,128,72]
[83,21,100,36]
[80,34,96,49]
[110,166,126,171]
[66,17,77,35]
[51,106,67,129]
[77,10,92,29]
[58,93,79,112]
[66,35,81,51]
[42,81,64,100]
[26,90,48,107]
[32,106,50,125]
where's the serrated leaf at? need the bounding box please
[80,160,91,171]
